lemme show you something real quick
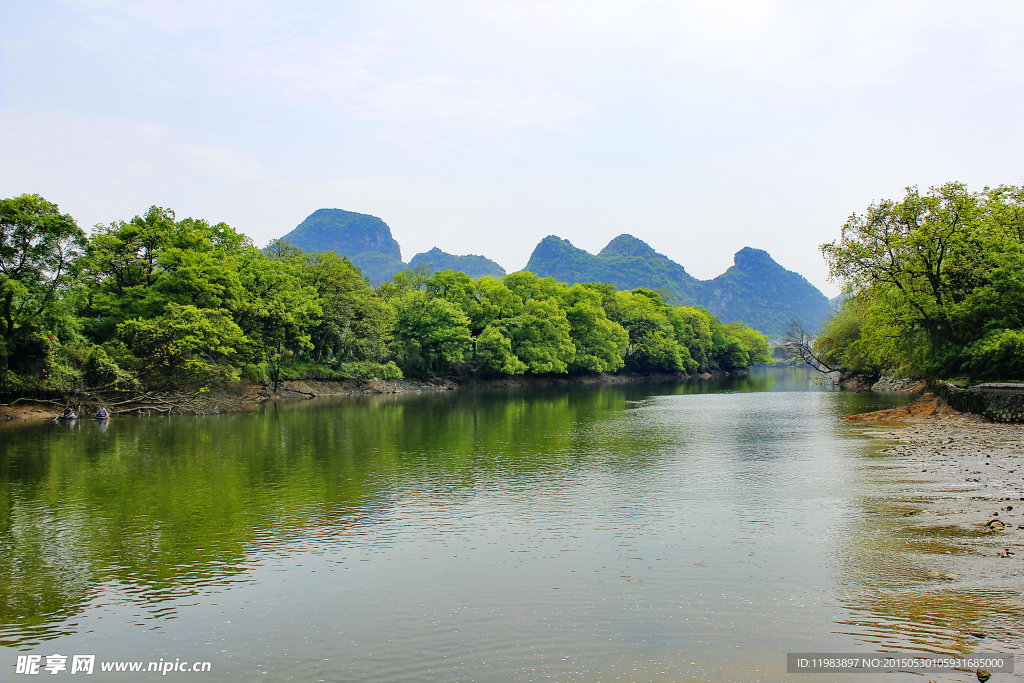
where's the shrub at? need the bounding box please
[962,328,1024,379]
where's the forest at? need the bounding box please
[0,194,771,397]
[805,182,1024,383]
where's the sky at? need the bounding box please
[2,1,1023,296]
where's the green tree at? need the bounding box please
[822,182,1024,378]
[426,269,477,310]
[0,194,86,384]
[81,208,253,342]
[475,326,527,374]
[234,253,320,389]
[562,284,627,372]
[722,322,772,366]
[503,271,566,303]
[295,250,392,365]
[466,276,524,334]
[605,289,691,372]
[495,298,576,374]
[676,306,714,369]
[118,303,246,387]
[392,293,472,375]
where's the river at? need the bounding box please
[0,368,1006,681]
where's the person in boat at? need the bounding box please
[61,406,75,418]
[95,406,109,419]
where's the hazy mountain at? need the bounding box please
[525,235,832,336]
[279,209,405,283]
[704,247,833,338]
[409,248,506,279]
[525,234,703,304]
[276,211,834,336]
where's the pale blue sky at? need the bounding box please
[3,0,1023,295]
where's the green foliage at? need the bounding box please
[392,293,472,375]
[277,360,403,381]
[0,194,772,396]
[812,301,872,376]
[0,194,86,384]
[562,285,628,372]
[234,253,320,388]
[822,182,1024,380]
[83,346,134,390]
[475,326,527,375]
[496,299,576,374]
[466,276,523,333]
[604,289,690,372]
[118,304,246,386]
[961,329,1024,379]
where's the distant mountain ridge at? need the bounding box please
[525,235,831,336]
[279,209,504,283]
[276,210,832,336]
[409,248,506,279]
[528,235,705,305]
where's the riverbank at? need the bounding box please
[845,394,1024,657]
[0,369,723,423]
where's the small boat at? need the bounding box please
[55,412,78,420]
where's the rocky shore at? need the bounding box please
[845,393,1024,667]
[0,370,716,423]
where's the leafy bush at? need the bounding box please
[962,328,1024,379]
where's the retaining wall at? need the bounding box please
[933,382,1024,423]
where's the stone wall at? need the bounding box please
[933,382,1024,423]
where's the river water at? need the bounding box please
[0,369,1008,681]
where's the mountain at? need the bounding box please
[280,210,506,283]
[279,209,405,283]
[525,234,702,304]
[275,210,834,336]
[704,247,833,338]
[409,248,506,279]
[525,235,832,336]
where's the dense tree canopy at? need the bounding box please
[820,182,1024,380]
[0,194,85,384]
[0,194,772,394]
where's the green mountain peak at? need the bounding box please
[278,208,404,283]
[409,248,506,279]
[525,235,830,336]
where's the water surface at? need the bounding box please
[1,369,1010,681]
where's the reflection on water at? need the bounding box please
[0,368,1017,681]
[838,588,1024,657]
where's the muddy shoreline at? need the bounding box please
[0,370,724,423]
[845,394,1024,664]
